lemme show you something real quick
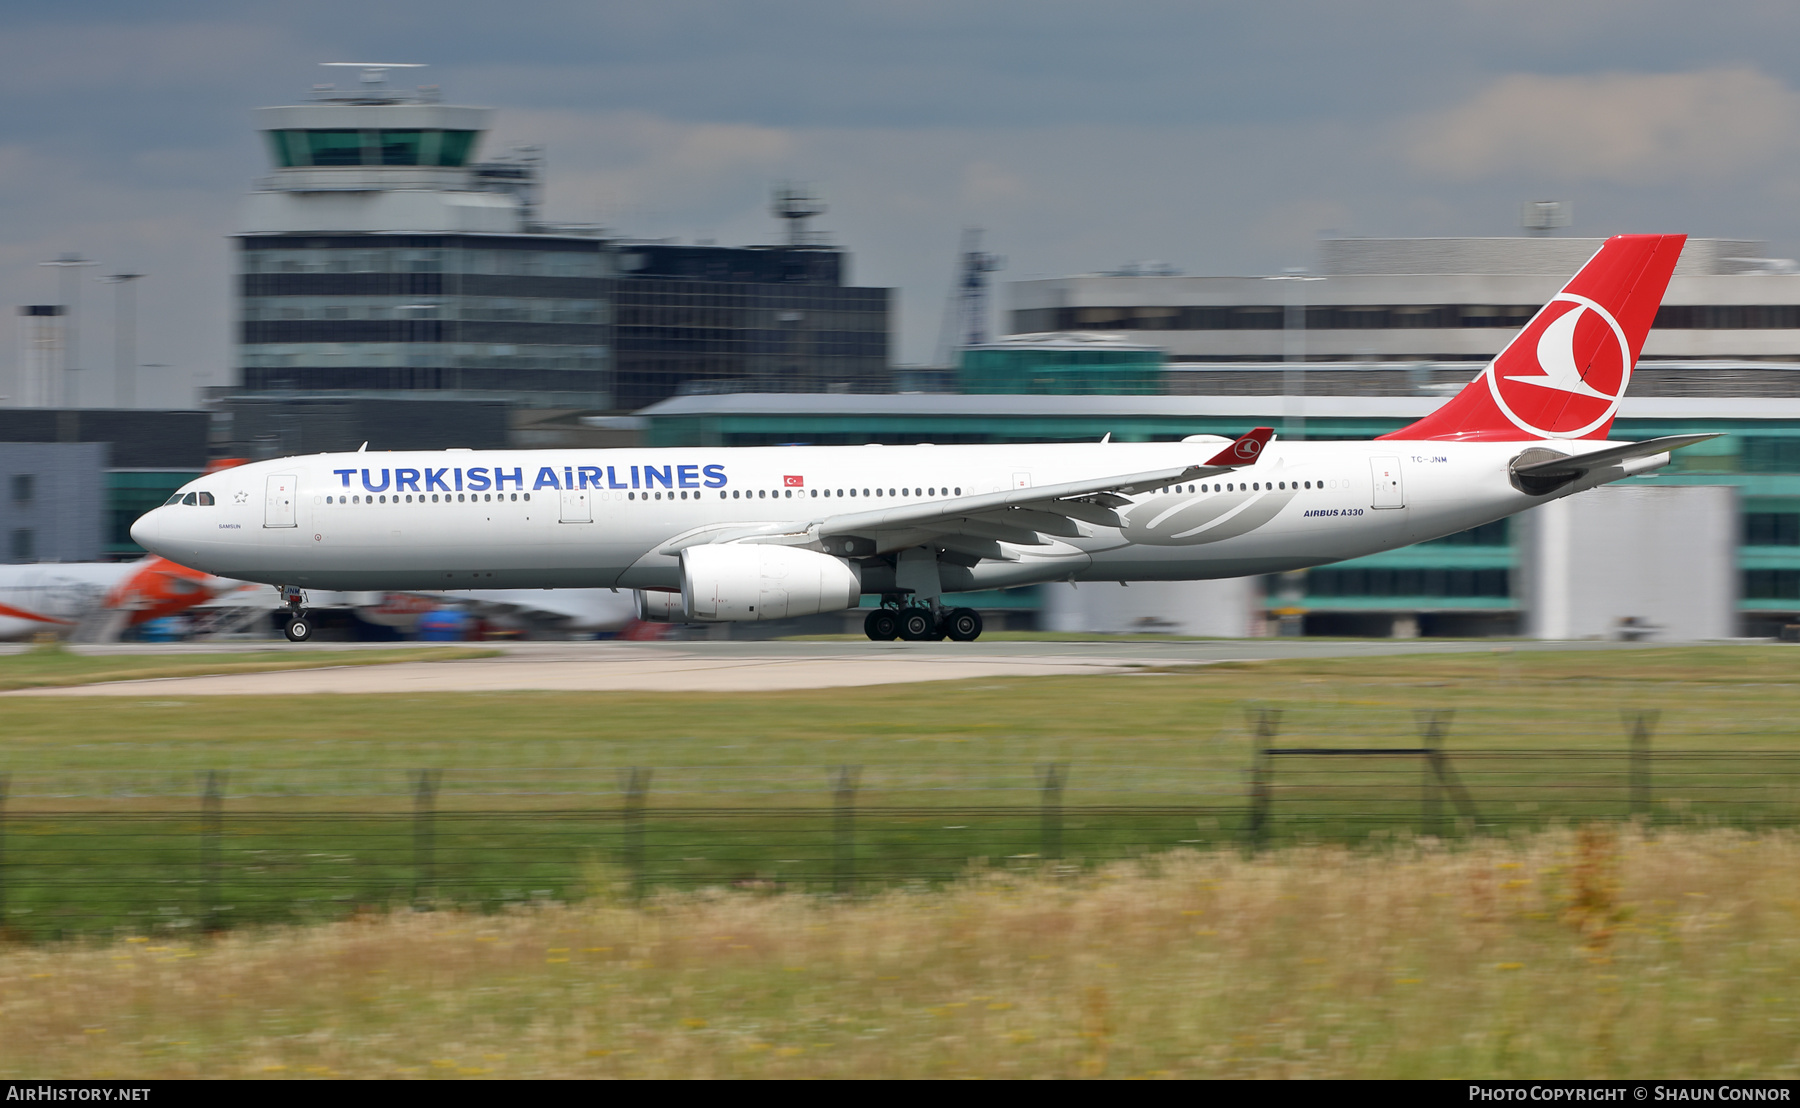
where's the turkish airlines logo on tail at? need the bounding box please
[1485,294,1633,438]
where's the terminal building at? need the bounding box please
[233,69,891,413]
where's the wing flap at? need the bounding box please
[966,507,1086,538]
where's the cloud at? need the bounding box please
[1405,67,1800,183]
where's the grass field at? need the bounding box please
[2,826,1796,1079]
[0,643,498,691]
[0,645,1797,939]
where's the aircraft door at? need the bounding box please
[559,486,592,523]
[264,474,298,528]
[1369,456,1405,509]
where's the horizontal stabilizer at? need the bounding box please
[1511,434,1718,477]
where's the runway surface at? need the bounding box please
[2,637,1672,696]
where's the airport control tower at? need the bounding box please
[235,65,611,408]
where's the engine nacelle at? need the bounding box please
[681,544,861,622]
[634,589,687,623]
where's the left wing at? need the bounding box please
[657,428,1276,558]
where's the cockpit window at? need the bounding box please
[181,492,198,506]
[196,492,215,505]
[164,493,184,506]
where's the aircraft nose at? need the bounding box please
[129,509,163,552]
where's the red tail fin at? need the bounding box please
[1381,234,1685,442]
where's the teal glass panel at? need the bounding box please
[264,131,296,168]
[435,131,477,167]
[1745,569,1800,599]
[305,130,367,167]
[957,347,1165,395]
[377,130,424,165]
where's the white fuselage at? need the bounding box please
[130,439,1631,595]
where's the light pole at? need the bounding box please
[39,254,96,407]
[1264,269,1323,442]
[104,273,144,408]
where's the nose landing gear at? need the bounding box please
[278,585,313,643]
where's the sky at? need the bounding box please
[9,0,1800,406]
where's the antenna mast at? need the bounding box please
[771,185,826,246]
[933,228,1004,367]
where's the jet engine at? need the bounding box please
[634,589,686,623]
[680,544,861,622]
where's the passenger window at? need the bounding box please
[523,494,530,501]
[955,487,961,495]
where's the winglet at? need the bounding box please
[1204,427,1274,467]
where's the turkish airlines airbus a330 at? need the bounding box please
[133,234,1708,643]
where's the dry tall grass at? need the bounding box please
[2,827,1797,1079]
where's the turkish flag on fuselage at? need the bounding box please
[784,475,804,487]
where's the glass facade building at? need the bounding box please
[611,244,890,410]
[237,234,612,407]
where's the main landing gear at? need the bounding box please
[863,604,983,642]
[278,585,313,643]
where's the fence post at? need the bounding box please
[201,771,223,932]
[0,772,8,931]
[1414,710,1480,833]
[833,765,860,895]
[1416,711,1448,837]
[1039,763,1066,862]
[1625,709,1659,819]
[411,769,441,907]
[1246,707,1281,847]
[620,767,651,900]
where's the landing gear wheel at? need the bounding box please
[942,607,983,642]
[864,609,899,641]
[897,606,937,641]
[284,614,313,643]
